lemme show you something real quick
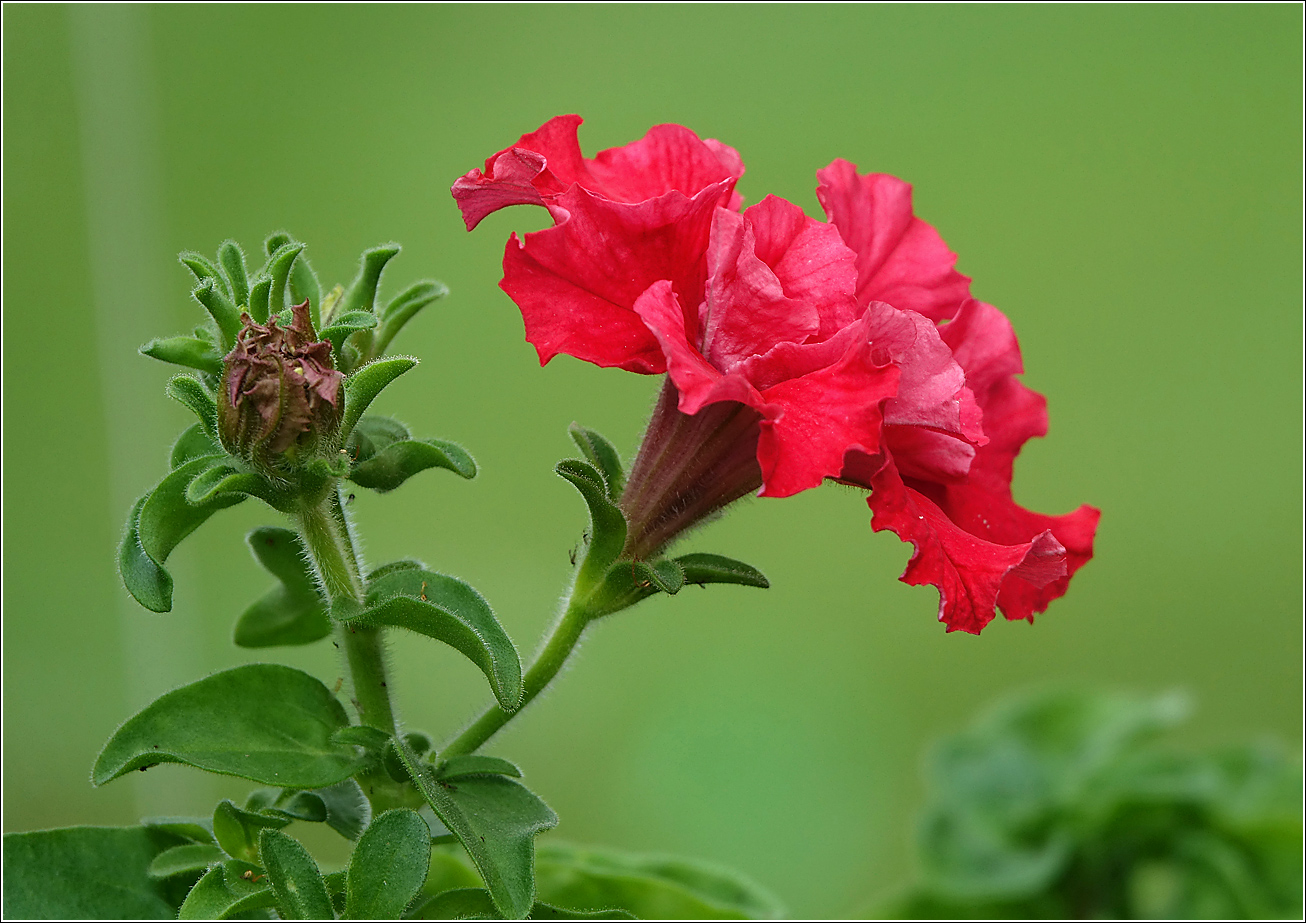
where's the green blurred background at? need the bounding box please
[3,4,1300,917]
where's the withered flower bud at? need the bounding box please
[218,300,343,470]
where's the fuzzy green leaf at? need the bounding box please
[321,310,379,357]
[141,336,224,375]
[93,663,366,788]
[292,259,323,329]
[185,464,280,508]
[341,357,417,440]
[213,799,290,863]
[568,424,626,501]
[341,244,400,315]
[337,568,521,710]
[147,842,226,879]
[344,809,430,919]
[171,424,221,469]
[557,459,627,594]
[193,278,242,349]
[178,860,275,920]
[259,828,335,920]
[534,842,784,920]
[349,438,477,492]
[346,414,410,464]
[436,755,523,781]
[141,816,216,845]
[121,458,244,612]
[248,276,272,323]
[675,553,770,589]
[2,826,188,919]
[396,742,559,921]
[181,251,230,296]
[317,779,373,841]
[265,241,306,318]
[218,240,250,308]
[233,527,332,648]
[373,280,448,355]
[167,375,219,439]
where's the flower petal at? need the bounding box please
[501,182,729,372]
[817,159,972,322]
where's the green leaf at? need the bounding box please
[675,553,770,589]
[244,788,328,823]
[193,277,242,350]
[185,464,281,509]
[436,755,523,781]
[167,374,219,439]
[181,251,231,297]
[341,357,417,440]
[218,240,251,308]
[178,860,275,920]
[568,424,626,501]
[346,414,410,464]
[332,724,393,752]
[140,336,224,375]
[337,568,522,710]
[413,888,635,920]
[321,310,379,357]
[556,459,627,594]
[141,815,216,845]
[372,280,448,355]
[171,423,220,469]
[149,843,226,879]
[120,458,244,612]
[265,241,306,318]
[291,258,324,329]
[213,799,290,863]
[2,826,188,919]
[345,809,430,919]
[349,438,477,492]
[93,663,366,788]
[396,742,559,920]
[341,244,400,315]
[259,828,335,920]
[248,276,272,324]
[233,527,332,648]
[317,779,373,841]
[534,842,784,920]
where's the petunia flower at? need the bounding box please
[454,119,1097,633]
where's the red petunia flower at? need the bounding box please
[453,118,1098,633]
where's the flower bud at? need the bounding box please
[218,300,343,470]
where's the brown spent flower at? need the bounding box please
[218,300,343,467]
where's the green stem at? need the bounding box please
[296,488,397,735]
[440,592,591,757]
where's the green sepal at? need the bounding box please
[568,424,626,501]
[264,241,306,320]
[345,414,410,464]
[291,259,323,330]
[436,755,523,781]
[556,459,627,594]
[233,527,332,648]
[140,336,224,375]
[341,357,417,440]
[218,240,250,309]
[193,278,242,350]
[321,310,378,357]
[2,825,192,920]
[248,276,272,324]
[344,809,430,919]
[372,279,448,356]
[212,800,289,863]
[675,553,770,589]
[183,462,271,507]
[341,244,400,315]
[180,251,231,298]
[167,375,219,439]
[148,842,226,879]
[141,816,216,845]
[120,457,245,612]
[349,438,477,492]
[178,860,275,920]
[258,828,335,920]
[92,663,367,788]
[171,423,221,469]
[335,567,522,711]
[395,740,559,920]
[534,842,784,920]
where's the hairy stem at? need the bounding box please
[440,592,591,757]
[296,487,398,735]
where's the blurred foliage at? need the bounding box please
[886,690,1302,920]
